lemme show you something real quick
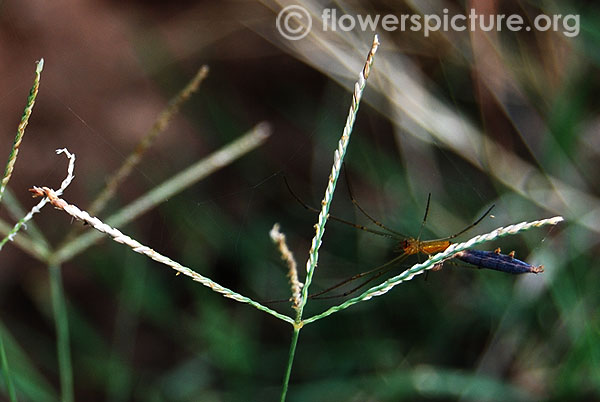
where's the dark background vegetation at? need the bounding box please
[0,1,598,401]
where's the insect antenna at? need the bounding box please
[435,203,495,241]
[415,193,432,240]
[414,193,432,280]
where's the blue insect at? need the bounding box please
[452,248,543,274]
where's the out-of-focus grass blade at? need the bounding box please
[0,322,58,402]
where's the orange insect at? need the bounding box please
[285,174,494,299]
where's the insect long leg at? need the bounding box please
[261,253,408,304]
[284,176,396,238]
[310,253,409,300]
[342,164,408,237]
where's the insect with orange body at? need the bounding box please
[285,175,495,299]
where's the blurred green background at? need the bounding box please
[0,1,598,401]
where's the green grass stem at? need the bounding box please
[278,35,380,401]
[297,36,380,315]
[49,264,74,402]
[279,327,300,402]
[0,59,43,203]
[0,58,44,402]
